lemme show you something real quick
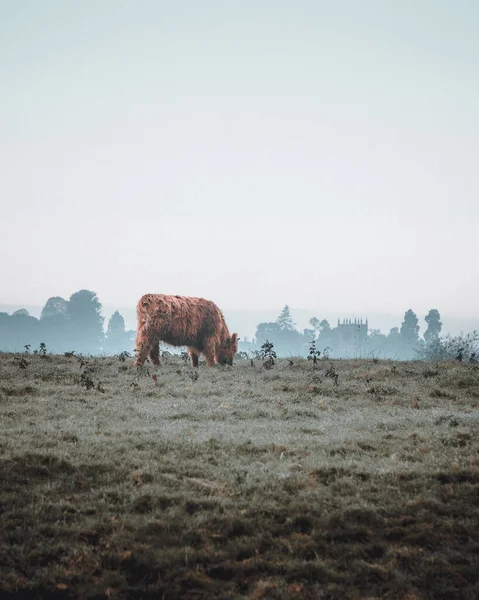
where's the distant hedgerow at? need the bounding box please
[417,331,479,362]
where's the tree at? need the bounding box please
[365,329,388,359]
[67,290,104,354]
[107,311,125,336]
[276,305,296,331]
[319,319,331,333]
[0,310,41,352]
[424,309,442,345]
[255,315,303,357]
[104,311,131,354]
[399,309,420,359]
[40,297,68,321]
[309,317,320,337]
[255,322,282,345]
[271,306,304,355]
[400,309,420,344]
[39,296,70,353]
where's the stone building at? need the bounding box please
[335,318,368,357]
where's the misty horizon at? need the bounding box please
[1,1,478,326]
[2,299,478,341]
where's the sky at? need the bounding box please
[1,0,478,324]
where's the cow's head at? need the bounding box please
[217,333,239,366]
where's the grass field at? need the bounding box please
[1,352,479,599]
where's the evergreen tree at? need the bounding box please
[273,306,304,355]
[276,305,296,331]
[107,311,125,336]
[424,309,442,345]
[105,311,131,354]
[400,309,420,343]
[255,310,303,357]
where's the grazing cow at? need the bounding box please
[135,294,238,368]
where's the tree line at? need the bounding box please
[1,293,477,361]
[246,306,477,361]
[0,290,133,355]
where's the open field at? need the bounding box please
[1,353,479,599]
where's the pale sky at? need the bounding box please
[1,0,478,319]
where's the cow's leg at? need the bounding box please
[149,342,161,366]
[136,327,159,367]
[188,347,200,368]
[202,338,217,367]
[135,327,150,367]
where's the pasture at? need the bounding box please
[1,353,478,599]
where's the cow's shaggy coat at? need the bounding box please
[135,294,238,367]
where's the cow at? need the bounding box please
[135,294,238,368]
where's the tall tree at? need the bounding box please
[276,305,296,331]
[40,297,68,321]
[400,309,420,344]
[424,309,442,345]
[255,307,304,356]
[39,296,70,352]
[104,311,131,354]
[67,290,104,354]
[107,311,125,336]
[0,310,40,352]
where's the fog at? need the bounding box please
[1,1,478,332]
[2,302,479,343]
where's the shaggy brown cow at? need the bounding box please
[135,294,238,368]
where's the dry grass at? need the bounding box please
[1,353,478,599]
